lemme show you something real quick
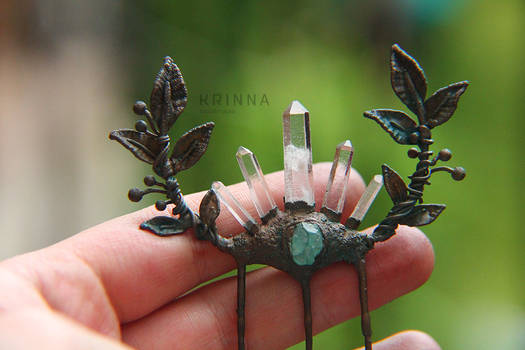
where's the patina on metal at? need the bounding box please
[109,44,468,350]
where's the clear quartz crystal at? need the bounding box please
[349,175,383,222]
[282,100,314,205]
[236,146,277,218]
[211,181,257,228]
[322,140,354,213]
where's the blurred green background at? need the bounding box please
[1,0,522,349]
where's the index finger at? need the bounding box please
[59,163,366,322]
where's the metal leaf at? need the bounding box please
[167,122,215,175]
[401,204,446,226]
[199,189,220,227]
[391,44,427,121]
[150,56,188,135]
[140,216,190,236]
[109,129,166,164]
[382,164,408,204]
[364,109,418,145]
[424,81,469,128]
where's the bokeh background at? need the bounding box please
[0,0,522,349]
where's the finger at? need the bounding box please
[37,163,366,324]
[122,226,434,350]
[354,330,441,350]
[0,308,133,350]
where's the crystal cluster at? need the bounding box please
[210,146,275,228]
[211,100,383,255]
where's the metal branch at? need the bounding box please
[144,108,159,135]
[142,188,167,195]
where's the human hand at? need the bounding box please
[0,163,439,349]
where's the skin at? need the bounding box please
[0,163,440,350]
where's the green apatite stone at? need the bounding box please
[290,222,324,266]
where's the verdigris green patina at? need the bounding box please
[290,222,324,266]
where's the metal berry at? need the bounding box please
[134,120,148,132]
[452,167,466,181]
[128,188,143,202]
[155,200,167,211]
[143,175,156,187]
[133,100,147,115]
[439,148,453,161]
[407,147,419,158]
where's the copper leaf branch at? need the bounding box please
[109,57,214,236]
[365,44,468,243]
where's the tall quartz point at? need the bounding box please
[283,100,315,206]
[211,181,257,229]
[236,146,277,218]
[322,140,354,214]
[346,175,383,228]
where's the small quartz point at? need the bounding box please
[236,146,277,218]
[349,175,383,223]
[211,181,257,228]
[283,100,315,206]
[322,140,354,214]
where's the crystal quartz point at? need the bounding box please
[236,146,277,218]
[322,140,354,214]
[347,175,384,228]
[211,181,257,229]
[282,100,315,206]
